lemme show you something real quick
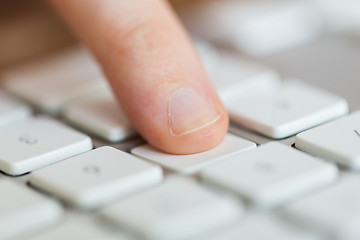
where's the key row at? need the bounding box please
[4,171,360,240]
[1,108,360,178]
[0,46,350,142]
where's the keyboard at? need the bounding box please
[1,0,360,239]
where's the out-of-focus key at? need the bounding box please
[283,174,360,240]
[30,146,163,210]
[296,111,360,169]
[62,96,136,143]
[227,80,348,139]
[312,0,360,34]
[0,91,32,128]
[1,47,108,115]
[28,213,132,240]
[180,0,322,56]
[201,142,337,208]
[0,116,92,175]
[131,133,256,175]
[193,41,282,103]
[206,214,322,240]
[0,179,63,240]
[100,177,243,240]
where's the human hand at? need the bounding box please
[50,0,228,154]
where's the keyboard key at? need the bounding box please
[227,80,349,139]
[30,146,163,210]
[100,177,243,240]
[193,41,282,103]
[201,142,338,209]
[180,0,322,56]
[0,91,32,128]
[0,179,63,240]
[313,0,360,33]
[296,111,360,169]
[62,96,136,143]
[28,212,131,240]
[131,133,256,175]
[206,214,322,240]
[0,116,92,175]
[283,174,360,239]
[2,47,109,115]
[210,53,282,104]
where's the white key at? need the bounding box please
[28,212,131,240]
[193,41,282,103]
[0,91,32,128]
[99,177,243,240]
[2,47,109,115]
[201,142,338,209]
[180,0,322,56]
[131,133,256,175]
[0,179,63,240]
[227,80,349,139]
[30,146,163,210]
[62,96,136,143]
[0,116,92,175]
[283,174,360,240]
[207,214,322,240]
[296,111,360,169]
[312,0,360,33]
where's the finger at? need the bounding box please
[49,0,228,154]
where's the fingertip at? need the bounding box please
[138,91,229,155]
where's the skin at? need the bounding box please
[50,0,228,154]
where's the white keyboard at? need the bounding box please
[1,1,360,239]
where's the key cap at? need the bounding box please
[206,214,322,240]
[193,41,282,103]
[28,212,131,240]
[0,91,32,128]
[283,174,360,240]
[179,0,322,56]
[2,47,109,115]
[30,146,163,210]
[62,95,136,143]
[0,179,63,240]
[312,0,360,33]
[201,142,338,209]
[131,133,256,175]
[99,177,243,240]
[296,111,360,169]
[227,80,349,139]
[0,116,92,175]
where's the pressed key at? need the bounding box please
[62,96,136,143]
[0,116,92,175]
[2,47,108,115]
[0,179,63,240]
[99,177,243,240]
[0,91,32,128]
[201,142,338,209]
[227,80,349,139]
[30,146,163,210]
[283,174,360,239]
[296,110,360,169]
[131,133,256,175]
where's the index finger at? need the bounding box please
[50,0,228,154]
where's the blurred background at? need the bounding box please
[1,0,359,108]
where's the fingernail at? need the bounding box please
[168,88,221,136]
